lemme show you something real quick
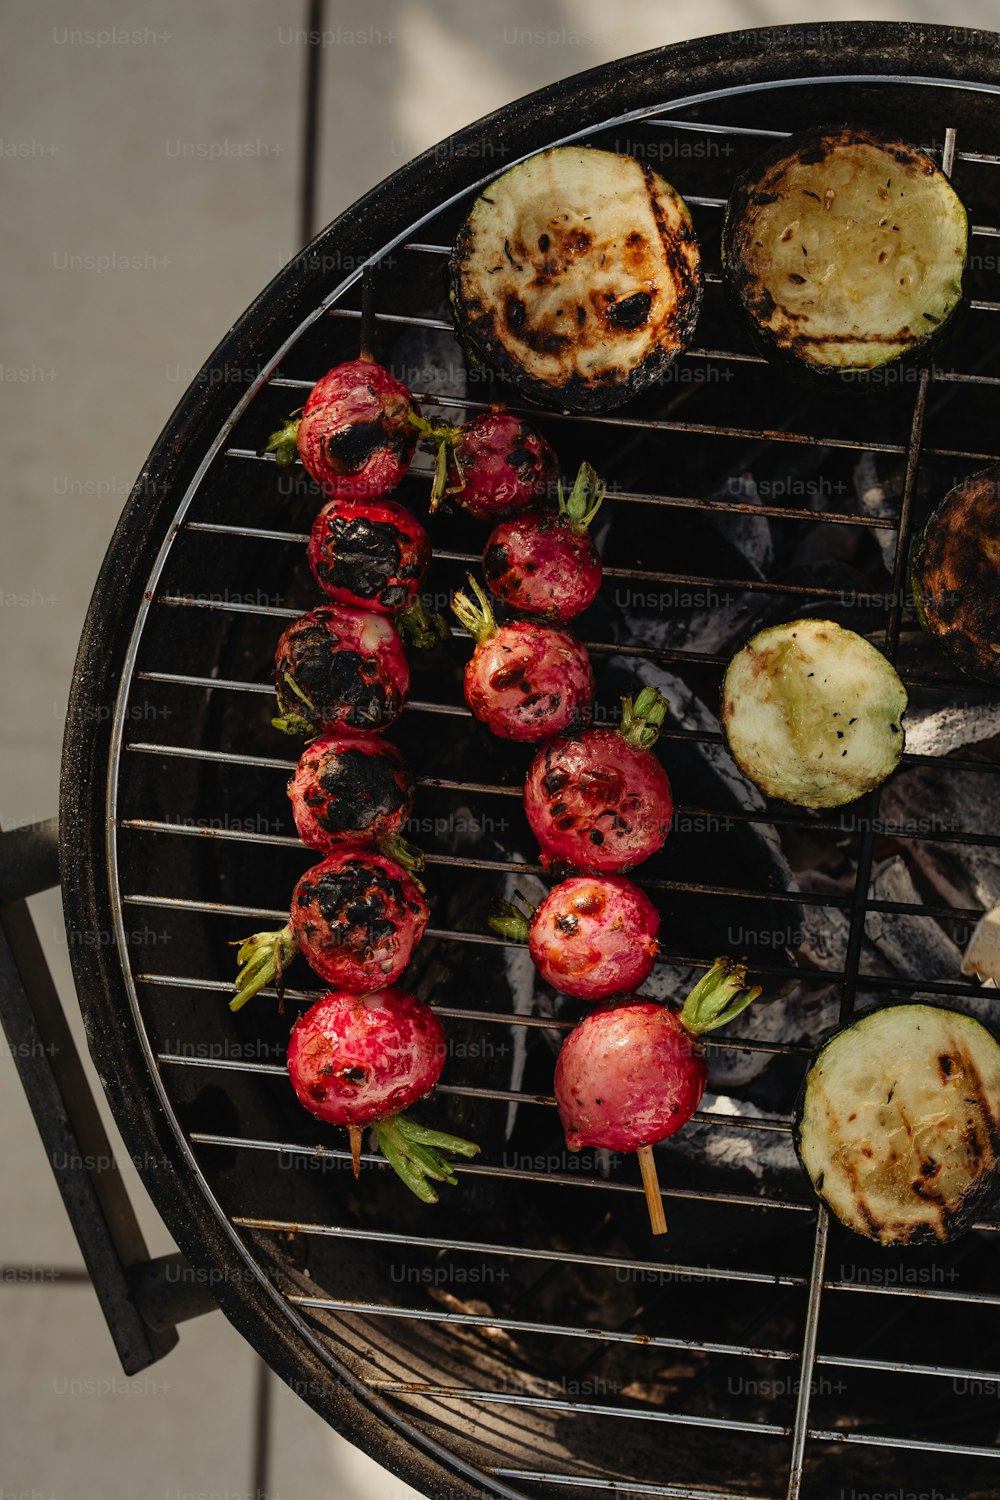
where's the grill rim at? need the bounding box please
[59,22,1000,1500]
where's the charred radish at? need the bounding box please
[288,732,419,868]
[273,604,409,737]
[450,146,703,411]
[287,988,479,1199]
[721,619,907,809]
[794,1004,1000,1245]
[231,849,428,1010]
[524,688,673,872]
[412,409,557,519]
[451,574,593,742]
[483,461,605,623]
[266,358,419,500]
[490,875,660,1001]
[308,495,446,648]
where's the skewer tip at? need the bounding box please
[637,1144,667,1236]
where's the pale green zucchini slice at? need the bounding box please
[723,126,968,374]
[795,1005,1000,1245]
[721,618,907,809]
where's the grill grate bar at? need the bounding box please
[815,1350,1000,1383]
[805,1428,1000,1460]
[124,896,995,1010]
[785,125,957,1500]
[488,1471,778,1500]
[122,738,1000,851]
[823,1277,1000,1304]
[436,552,862,601]
[123,893,838,996]
[190,1132,813,1211]
[125,678,1000,773]
[278,366,922,454]
[118,819,997,926]
[127,741,296,772]
[286,1295,797,1364]
[784,1211,829,1500]
[155,1051,790,1129]
[230,1216,806,1288]
[186,520,309,544]
[138,972,808,1049]
[192,486,895,530]
[359,1380,790,1436]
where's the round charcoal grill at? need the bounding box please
[59,23,1000,1500]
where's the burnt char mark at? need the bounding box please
[504,295,526,332]
[490,662,533,694]
[321,388,413,474]
[323,416,387,474]
[296,858,406,954]
[542,750,569,798]
[482,541,509,586]
[315,515,406,603]
[837,1152,885,1240]
[277,623,396,730]
[313,746,409,835]
[506,446,536,474]
[607,292,652,331]
[639,161,702,345]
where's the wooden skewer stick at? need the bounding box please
[637,1145,667,1235]
[349,1125,363,1180]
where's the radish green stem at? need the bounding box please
[680,956,762,1036]
[272,671,317,736]
[264,415,302,466]
[558,461,606,533]
[619,688,669,749]
[373,1114,480,1203]
[397,597,450,650]
[488,896,534,944]
[230,925,297,1011]
[451,573,496,643]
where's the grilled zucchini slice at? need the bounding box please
[723,126,968,374]
[450,146,703,411]
[795,1005,1000,1245]
[721,619,907,808]
[911,462,1000,684]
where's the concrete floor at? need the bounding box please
[2,0,998,1495]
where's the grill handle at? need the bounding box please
[0,819,216,1371]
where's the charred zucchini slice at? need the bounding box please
[911,462,1000,683]
[449,146,703,411]
[723,126,968,374]
[795,1005,1000,1245]
[721,619,906,808]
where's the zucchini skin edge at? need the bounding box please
[910,460,1000,686]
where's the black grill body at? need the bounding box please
[61,24,1000,1500]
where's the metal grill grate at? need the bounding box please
[72,55,1000,1500]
